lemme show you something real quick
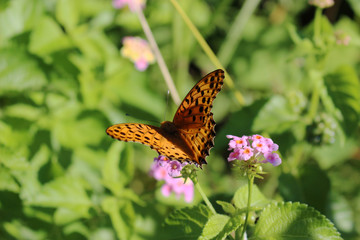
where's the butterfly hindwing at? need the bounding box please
[172,69,224,165]
[179,112,216,165]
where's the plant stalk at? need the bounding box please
[218,0,260,68]
[194,181,216,215]
[240,175,254,239]
[135,6,181,105]
[170,0,245,105]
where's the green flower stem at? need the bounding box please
[170,0,245,105]
[240,175,254,240]
[135,6,181,105]
[313,7,323,48]
[194,180,216,215]
[218,0,261,68]
[307,70,322,122]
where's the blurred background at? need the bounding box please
[0,0,360,239]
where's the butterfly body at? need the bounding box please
[106,69,224,166]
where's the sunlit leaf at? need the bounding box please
[233,185,269,210]
[29,15,72,56]
[253,202,342,240]
[324,65,360,135]
[0,0,44,39]
[252,95,299,134]
[199,214,229,240]
[56,0,79,31]
[102,196,135,240]
[27,176,92,213]
[164,204,213,239]
[0,48,47,93]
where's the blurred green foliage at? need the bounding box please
[0,0,360,239]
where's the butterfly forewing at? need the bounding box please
[106,123,162,146]
[173,69,224,128]
[106,123,195,162]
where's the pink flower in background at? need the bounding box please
[264,152,282,166]
[240,147,254,161]
[167,160,183,177]
[226,134,281,167]
[252,140,269,153]
[113,0,146,12]
[308,0,334,8]
[121,36,155,71]
[335,30,351,46]
[150,156,194,203]
[228,149,241,162]
[227,135,248,150]
[251,135,264,141]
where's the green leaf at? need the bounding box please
[312,138,358,169]
[11,145,50,200]
[56,0,79,31]
[0,0,44,39]
[299,163,330,214]
[252,95,299,134]
[0,167,19,192]
[3,220,46,240]
[199,214,230,240]
[0,0,10,10]
[328,191,354,233]
[233,185,269,210]
[29,15,72,56]
[0,145,29,170]
[103,69,166,120]
[216,200,236,215]
[102,196,135,240]
[324,65,360,135]
[217,213,244,240]
[347,0,360,16]
[54,207,90,225]
[0,48,47,93]
[5,145,50,202]
[102,142,126,194]
[88,228,115,240]
[164,204,213,239]
[26,176,92,214]
[78,70,103,108]
[253,202,343,240]
[278,173,304,202]
[53,116,104,149]
[4,103,44,121]
[63,222,89,238]
[119,145,134,185]
[72,30,118,61]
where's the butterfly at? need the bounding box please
[106,69,224,167]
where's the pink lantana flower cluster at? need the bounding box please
[113,0,146,12]
[150,156,194,203]
[227,134,281,167]
[334,30,351,46]
[308,0,334,8]
[121,36,155,71]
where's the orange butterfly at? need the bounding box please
[106,69,224,166]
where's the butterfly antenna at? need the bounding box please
[164,90,170,121]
